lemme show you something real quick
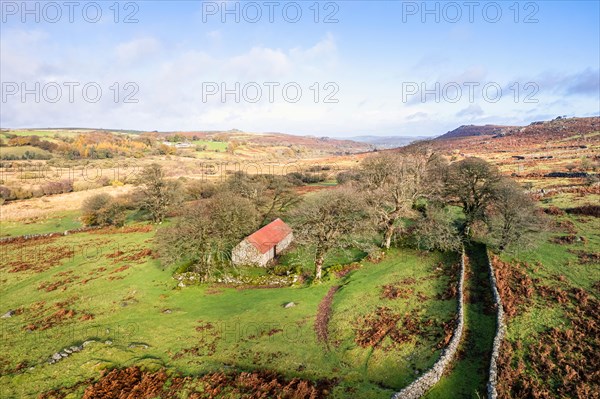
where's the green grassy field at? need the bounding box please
[539,192,600,210]
[0,211,81,237]
[192,140,228,152]
[0,220,459,398]
[494,195,600,396]
[2,130,60,138]
[2,130,86,137]
[424,244,496,399]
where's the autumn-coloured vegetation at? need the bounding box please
[496,288,599,398]
[43,366,335,399]
[1,116,598,398]
[314,286,339,344]
[353,307,434,350]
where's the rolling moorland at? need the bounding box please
[0,116,599,399]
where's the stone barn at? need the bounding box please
[231,218,293,267]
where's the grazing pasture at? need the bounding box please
[0,217,459,398]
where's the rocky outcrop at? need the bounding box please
[390,250,466,399]
[47,343,87,365]
[486,249,506,399]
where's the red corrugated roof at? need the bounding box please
[246,218,292,254]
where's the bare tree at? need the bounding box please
[358,148,444,248]
[487,178,543,252]
[136,163,182,223]
[226,172,299,225]
[290,187,373,280]
[445,157,501,229]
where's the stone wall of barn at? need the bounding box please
[232,233,294,267]
[257,249,273,267]
[275,233,293,255]
[231,239,262,266]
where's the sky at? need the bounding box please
[1,0,599,137]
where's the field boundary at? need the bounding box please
[390,249,465,399]
[0,226,100,244]
[486,248,506,399]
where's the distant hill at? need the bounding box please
[401,116,600,165]
[435,124,513,140]
[500,117,600,139]
[435,117,600,143]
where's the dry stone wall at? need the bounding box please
[486,249,506,399]
[0,226,100,244]
[390,250,466,399]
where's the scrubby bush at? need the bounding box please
[286,171,326,184]
[73,180,103,192]
[41,179,73,195]
[0,185,11,199]
[185,180,218,200]
[336,170,361,185]
[306,165,331,172]
[0,185,11,204]
[8,186,34,200]
[565,204,600,218]
[270,264,301,276]
[81,193,127,227]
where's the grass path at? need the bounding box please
[424,244,496,398]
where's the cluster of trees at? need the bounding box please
[2,132,163,160]
[5,135,58,152]
[80,163,179,227]
[57,133,150,159]
[164,134,188,143]
[80,164,302,278]
[0,150,52,161]
[155,168,301,280]
[290,151,542,279]
[81,153,542,282]
[345,151,543,252]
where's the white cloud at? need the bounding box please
[290,33,338,72]
[456,104,484,118]
[3,24,596,137]
[291,32,336,60]
[406,111,429,121]
[115,37,161,64]
[0,29,49,80]
[227,46,292,78]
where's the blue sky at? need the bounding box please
[1,0,599,137]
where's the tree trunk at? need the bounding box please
[383,223,394,249]
[315,254,325,280]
